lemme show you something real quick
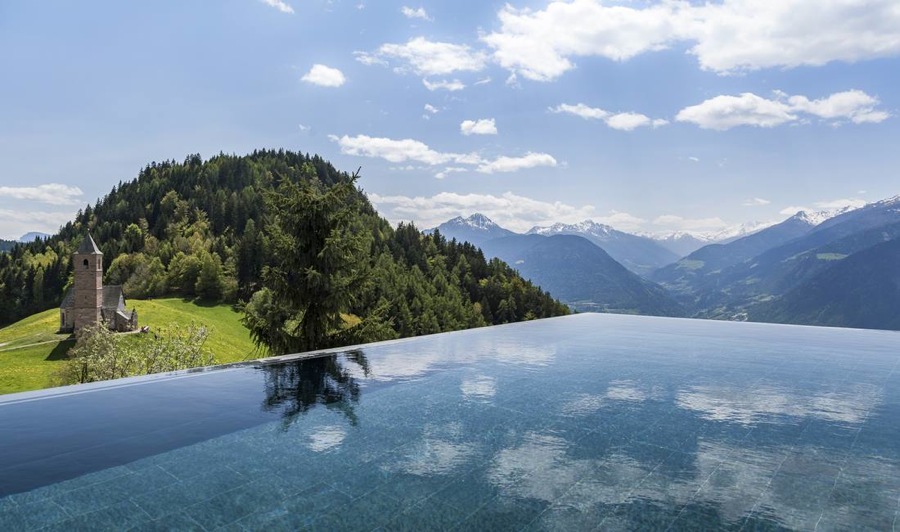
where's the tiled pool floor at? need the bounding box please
[1,314,899,530]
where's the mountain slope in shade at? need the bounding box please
[427,213,515,246]
[652,211,818,299]
[527,220,678,277]
[481,234,684,317]
[703,198,900,304]
[749,237,900,330]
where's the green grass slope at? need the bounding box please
[0,298,259,395]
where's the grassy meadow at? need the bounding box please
[0,298,260,395]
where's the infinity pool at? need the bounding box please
[1,314,898,530]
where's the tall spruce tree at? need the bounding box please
[243,167,391,354]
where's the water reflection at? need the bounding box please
[676,382,882,425]
[393,422,478,476]
[260,350,369,428]
[461,375,497,401]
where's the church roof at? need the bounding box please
[60,285,127,311]
[76,233,102,255]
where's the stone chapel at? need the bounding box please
[59,233,138,333]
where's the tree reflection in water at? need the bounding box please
[261,349,370,429]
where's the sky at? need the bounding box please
[1,0,899,240]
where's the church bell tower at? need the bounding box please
[73,233,103,331]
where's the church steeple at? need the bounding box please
[72,232,103,331]
[76,232,102,255]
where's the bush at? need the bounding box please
[55,323,214,385]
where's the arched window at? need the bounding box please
[83,259,89,269]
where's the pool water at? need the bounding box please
[1,313,899,530]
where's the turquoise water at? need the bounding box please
[1,313,899,530]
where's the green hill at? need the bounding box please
[0,298,257,395]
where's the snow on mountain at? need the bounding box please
[427,213,516,245]
[526,220,615,239]
[792,204,861,227]
[525,220,678,276]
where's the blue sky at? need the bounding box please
[1,0,898,239]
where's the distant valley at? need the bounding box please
[429,196,900,331]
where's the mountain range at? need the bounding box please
[429,197,900,331]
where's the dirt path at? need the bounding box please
[0,338,71,353]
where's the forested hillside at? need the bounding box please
[0,150,568,342]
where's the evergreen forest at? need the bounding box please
[0,150,569,352]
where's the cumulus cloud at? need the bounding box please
[330,134,554,177]
[359,37,487,76]
[301,64,346,87]
[743,197,771,207]
[367,191,597,232]
[260,0,294,14]
[423,104,439,114]
[422,79,465,91]
[786,90,890,124]
[481,0,900,80]
[0,183,84,205]
[329,134,478,166]
[460,118,498,136]
[676,90,889,130]
[400,6,432,21]
[476,153,557,174]
[551,103,666,131]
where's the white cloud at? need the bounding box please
[367,191,597,232]
[329,134,478,166]
[780,197,868,215]
[0,208,75,240]
[460,118,498,136]
[481,0,900,80]
[474,77,492,86]
[787,90,890,124]
[606,112,653,131]
[676,90,889,130]
[422,78,465,91]
[552,103,609,120]
[352,51,387,67]
[260,0,294,14]
[400,6,432,21]
[332,134,556,176]
[483,1,685,81]
[743,197,771,207]
[476,152,556,174]
[434,167,468,180]
[676,93,796,130]
[363,37,487,76]
[298,123,310,132]
[816,198,867,210]
[301,64,346,87]
[551,103,665,131]
[0,183,84,205]
[423,104,439,114]
[687,0,900,73]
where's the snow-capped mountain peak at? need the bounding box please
[792,205,860,227]
[526,220,615,239]
[448,213,499,231]
[428,213,516,245]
